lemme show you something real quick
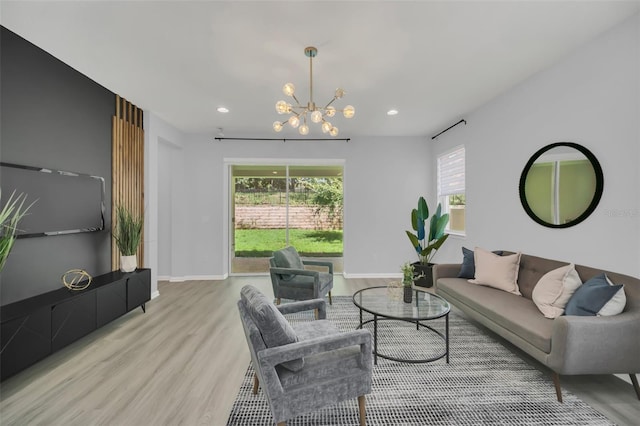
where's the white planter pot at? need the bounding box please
[120,255,137,273]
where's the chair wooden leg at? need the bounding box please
[552,372,563,403]
[314,308,319,320]
[328,291,332,305]
[358,395,366,426]
[630,374,640,400]
[252,373,259,395]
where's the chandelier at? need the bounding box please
[273,46,355,137]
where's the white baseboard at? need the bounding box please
[151,290,160,300]
[342,272,402,279]
[162,274,228,282]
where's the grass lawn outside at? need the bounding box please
[235,228,343,257]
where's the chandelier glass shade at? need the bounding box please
[273,46,354,137]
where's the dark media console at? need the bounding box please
[0,268,151,380]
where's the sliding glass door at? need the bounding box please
[230,164,343,274]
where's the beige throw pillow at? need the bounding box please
[469,247,522,295]
[532,264,582,319]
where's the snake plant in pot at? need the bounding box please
[113,205,143,272]
[405,196,450,287]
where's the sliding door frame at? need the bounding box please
[224,158,346,276]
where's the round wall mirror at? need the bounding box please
[519,142,603,228]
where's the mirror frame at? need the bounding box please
[519,142,604,228]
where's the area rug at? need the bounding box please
[227,296,613,425]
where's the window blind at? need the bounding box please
[438,146,465,196]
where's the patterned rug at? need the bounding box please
[227,296,613,425]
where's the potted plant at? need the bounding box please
[0,191,34,271]
[405,196,449,287]
[401,262,424,303]
[113,205,143,272]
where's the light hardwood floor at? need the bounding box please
[0,276,638,425]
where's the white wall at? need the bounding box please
[157,141,172,277]
[157,140,189,279]
[432,13,640,278]
[144,112,188,296]
[156,134,434,279]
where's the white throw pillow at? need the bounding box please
[469,247,522,295]
[532,264,582,319]
[598,275,627,316]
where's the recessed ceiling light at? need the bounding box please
[272,171,278,175]
[387,109,399,116]
[217,107,229,113]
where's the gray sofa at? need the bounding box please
[434,252,640,402]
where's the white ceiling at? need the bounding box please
[1,1,639,138]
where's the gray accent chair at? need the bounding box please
[238,285,372,426]
[269,246,334,305]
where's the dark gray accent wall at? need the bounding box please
[0,26,114,304]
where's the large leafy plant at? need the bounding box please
[406,196,450,265]
[113,205,144,256]
[0,191,34,271]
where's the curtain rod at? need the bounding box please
[214,137,350,142]
[431,119,466,140]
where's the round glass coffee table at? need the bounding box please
[352,286,450,365]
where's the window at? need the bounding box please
[437,146,465,234]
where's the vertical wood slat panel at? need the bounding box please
[112,95,144,271]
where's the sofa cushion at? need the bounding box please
[278,320,363,390]
[281,272,333,290]
[240,285,303,371]
[469,248,522,295]
[438,278,553,353]
[458,247,503,279]
[565,273,626,316]
[273,246,305,281]
[532,264,582,318]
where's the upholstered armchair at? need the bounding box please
[237,285,372,426]
[269,246,334,305]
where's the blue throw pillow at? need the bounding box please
[458,247,503,279]
[564,273,624,316]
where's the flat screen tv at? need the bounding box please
[0,162,105,238]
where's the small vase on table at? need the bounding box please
[403,285,413,303]
[401,262,416,303]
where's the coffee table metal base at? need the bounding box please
[357,312,449,365]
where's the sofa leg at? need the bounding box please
[252,373,259,395]
[277,422,286,426]
[358,395,366,426]
[275,298,281,305]
[630,374,640,400]
[552,372,563,403]
[328,291,333,305]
